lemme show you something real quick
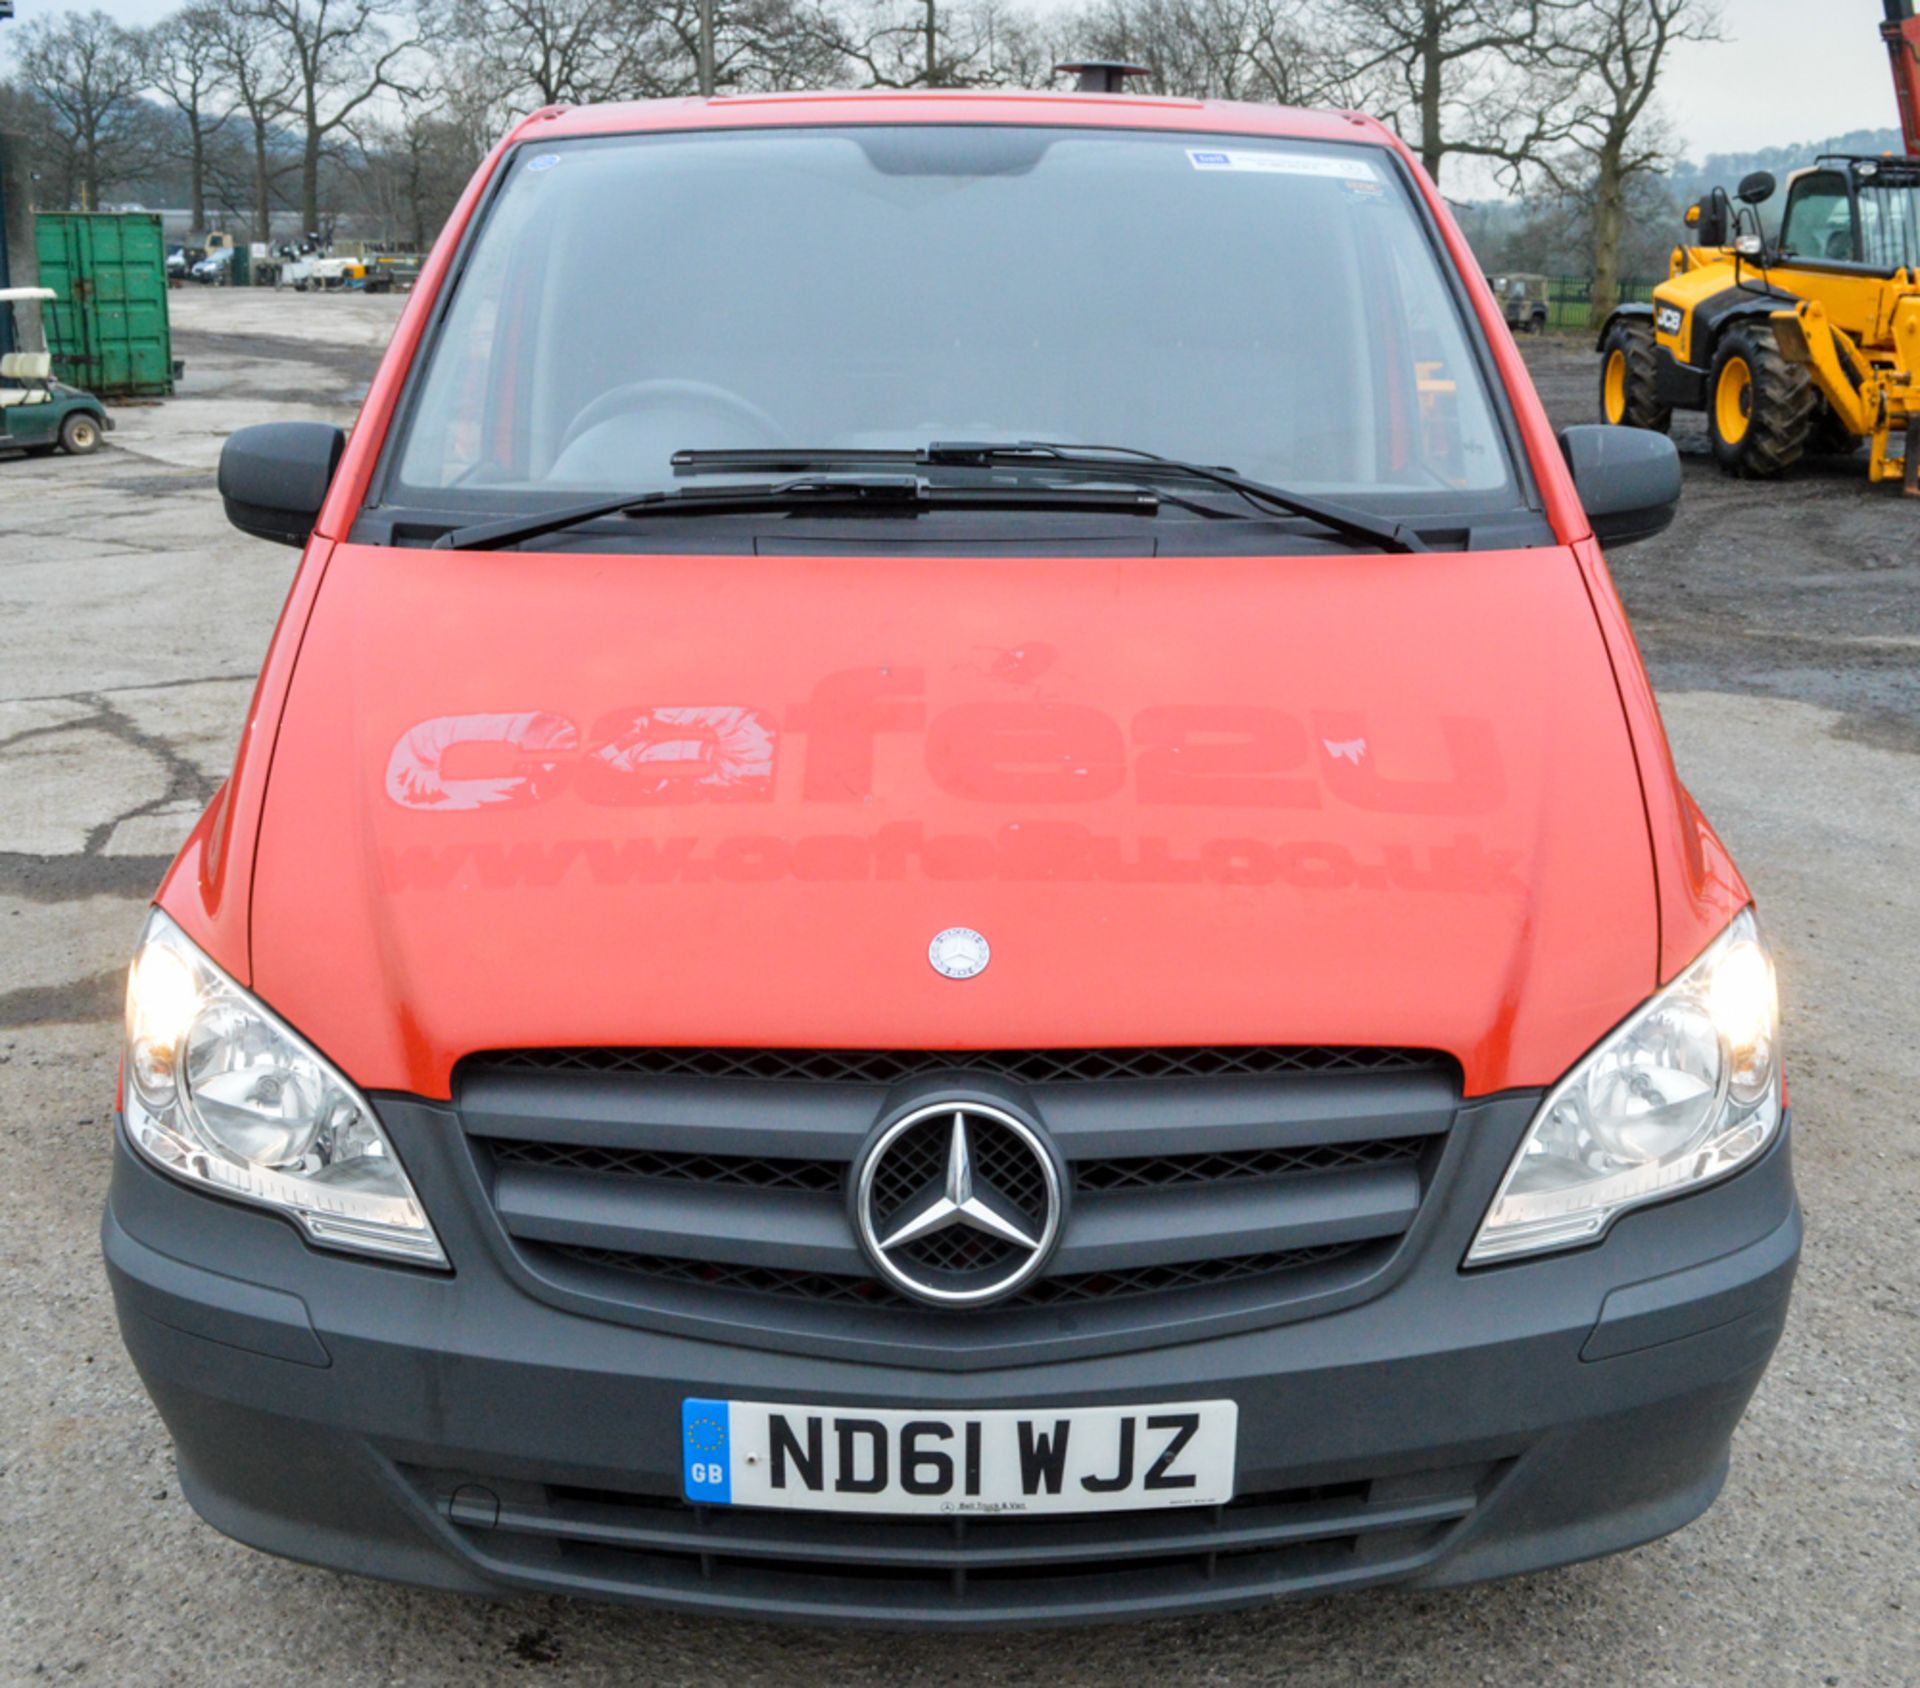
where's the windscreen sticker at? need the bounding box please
[525,154,561,173]
[1187,149,1377,182]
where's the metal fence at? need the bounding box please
[1541,276,1661,332]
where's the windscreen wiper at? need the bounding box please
[673,443,1430,554]
[432,475,1160,552]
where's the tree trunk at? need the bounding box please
[1419,5,1444,184]
[253,118,273,247]
[925,0,938,87]
[302,120,321,236]
[190,125,207,238]
[408,143,427,254]
[1591,140,1627,320]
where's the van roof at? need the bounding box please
[515,90,1399,151]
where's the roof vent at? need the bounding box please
[1054,61,1151,94]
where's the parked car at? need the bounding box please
[105,86,1796,1629]
[190,246,235,285]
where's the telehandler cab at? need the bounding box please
[1597,0,1920,492]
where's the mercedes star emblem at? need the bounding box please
[928,926,990,980]
[853,1100,1062,1306]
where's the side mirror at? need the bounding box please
[1560,424,1682,548]
[1692,192,1729,246]
[1737,170,1777,206]
[218,422,345,548]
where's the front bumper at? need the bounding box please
[103,1109,1799,1628]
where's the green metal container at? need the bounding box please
[33,211,174,398]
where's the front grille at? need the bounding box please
[491,1140,845,1193]
[1075,1135,1425,1191]
[458,1043,1459,1356]
[407,1458,1507,1622]
[480,1043,1439,1085]
[487,1133,1430,1194]
[549,1240,1367,1309]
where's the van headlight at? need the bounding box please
[123,908,446,1266]
[1467,908,1781,1264]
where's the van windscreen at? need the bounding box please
[386,125,1522,523]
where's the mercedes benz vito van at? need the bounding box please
[104,86,1799,1627]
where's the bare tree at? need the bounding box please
[424,0,845,116]
[9,9,151,210]
[951,0,1056,87]
[1538,0,1720,316]
[209,0,301,244]
[411,10,514,155]
[429,0,651,108]
[825,0,1051,88]
[245,0,420,231]
[355,103,485,250]
[143,4,231,237]
[1333,0,1568,189]
[832,0,977,86]
[653,0,848,95]
[1068,0,1348,104]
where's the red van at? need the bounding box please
[106,85,1798,1627]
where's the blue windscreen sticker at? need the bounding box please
[1187,148,1378,181]
[682,1398,732,1503]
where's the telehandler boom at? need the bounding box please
[1883,0,1920,158]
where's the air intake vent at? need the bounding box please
[547,1239,1368,1308]
[471,1044,1444,1086]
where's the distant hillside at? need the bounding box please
[1454,127,1915,279]
[1665,129,1907,204]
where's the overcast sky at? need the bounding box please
[10,0,1906,169]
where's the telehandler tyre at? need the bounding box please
[1708,327,1816,477]
[1599,318,1671,432]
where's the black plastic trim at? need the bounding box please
[101,1114,1800,1622]
[1654,345,1708,408]
[1686,281,1796,367]
[1593,301,1654,352]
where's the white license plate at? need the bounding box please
[681,1397,1236,1515]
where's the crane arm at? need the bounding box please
[1886,0,1920,157]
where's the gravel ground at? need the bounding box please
[0,299,1914,1686]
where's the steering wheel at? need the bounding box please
[556,379,786,459]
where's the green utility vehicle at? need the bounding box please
[1489,273,1551,334]
[0,287,113,456]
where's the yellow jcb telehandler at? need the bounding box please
[1595,1,1920,494]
